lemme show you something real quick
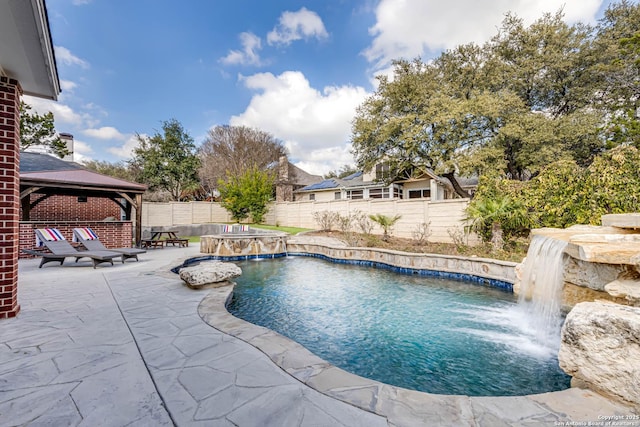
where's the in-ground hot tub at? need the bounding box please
[199,224,288,259]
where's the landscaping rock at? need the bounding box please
[179,261,242,289]
[605,278,640,307]
[559,301,640,407]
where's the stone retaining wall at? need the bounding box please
[286,241,517,289]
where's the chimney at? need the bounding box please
[278,156,289,182]
[59,132,74,162]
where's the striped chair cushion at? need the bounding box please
[36,228,66,247]
[74,227,99,241]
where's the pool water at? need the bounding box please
[227,257,570,396]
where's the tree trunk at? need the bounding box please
[442,171,471,198]
[490,222,504,252]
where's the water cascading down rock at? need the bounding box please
[517,234,568,347]
[516,214,640,409]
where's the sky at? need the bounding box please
[26,0,621,176]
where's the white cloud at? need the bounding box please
[363,0,604,69]
[60,80,77,92]
[22,95,87,127]
[230,71,369,174]
[267,7,329,46]
[70,139,94,163]
[83,126,126,140]
[220,32,263,66]
[54,46,90,69]
[293,145,354,176]
[72,0,92,5]
[107,134,145,159]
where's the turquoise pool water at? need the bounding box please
[227,257,571,396]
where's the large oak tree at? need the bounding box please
[351,5,640,196]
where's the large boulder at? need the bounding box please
[179,261,242,289]
[559,301,640,407]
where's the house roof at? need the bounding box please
[393,169,440,183]
[20,152,147,193]
[297,172,372,192]
[295,163,479,194]
[456,176,479,188]
[0,0,60,100]
[289,162,323,186]
[301,179,340,191]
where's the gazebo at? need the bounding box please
[19,152,146,255]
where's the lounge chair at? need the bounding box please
[73,227,146,262]
[23,228,122,268]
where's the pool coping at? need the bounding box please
[193,246,636,425]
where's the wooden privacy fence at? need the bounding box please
[142,198,477,244]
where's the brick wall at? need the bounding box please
[19,221,134,258]
[26,195,122,221]
[0,77,21,318]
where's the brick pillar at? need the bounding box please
[0,76,21,318]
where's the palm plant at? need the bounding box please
[465,196,530,252]
[369,214,402,242]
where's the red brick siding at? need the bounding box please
[19,221,134,258]
[0,77,21,318]
[25,195,122,221]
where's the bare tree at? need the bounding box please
[199,125,287,196]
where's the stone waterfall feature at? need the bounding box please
[515,214,640,409]
[559,301,640,408]
[517,235,568,347]
[199,225,288,258]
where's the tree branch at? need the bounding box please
[442,171,471,198]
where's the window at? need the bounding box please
[375,162,390,181]
[347,189,363,199]
[408,189,431,199]
[369,188,390,199]
[309,193,315,201]
[334,192,341,200]
[393,186,402,199]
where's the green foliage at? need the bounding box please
[131,119,200,201]
[19,102,69,158]
[582,146,640,221]
[368,213,402,241]
[324,165,359,179]
[607,31,640,146]
[465,194,530,248]
[82,159,139,182]
[351,4,640,187]
[218,166,274,223]
[520,160,585,227]
[471,146,640,231]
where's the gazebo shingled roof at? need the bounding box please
[19,152,147,246]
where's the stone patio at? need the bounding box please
[0,240,635,426]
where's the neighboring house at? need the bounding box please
[275,156,323,202]
[294,164,477,202]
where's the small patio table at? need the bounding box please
[149,229,188,247]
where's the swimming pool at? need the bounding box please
[227,256,570,396]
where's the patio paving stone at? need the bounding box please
[1,240,634,426]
